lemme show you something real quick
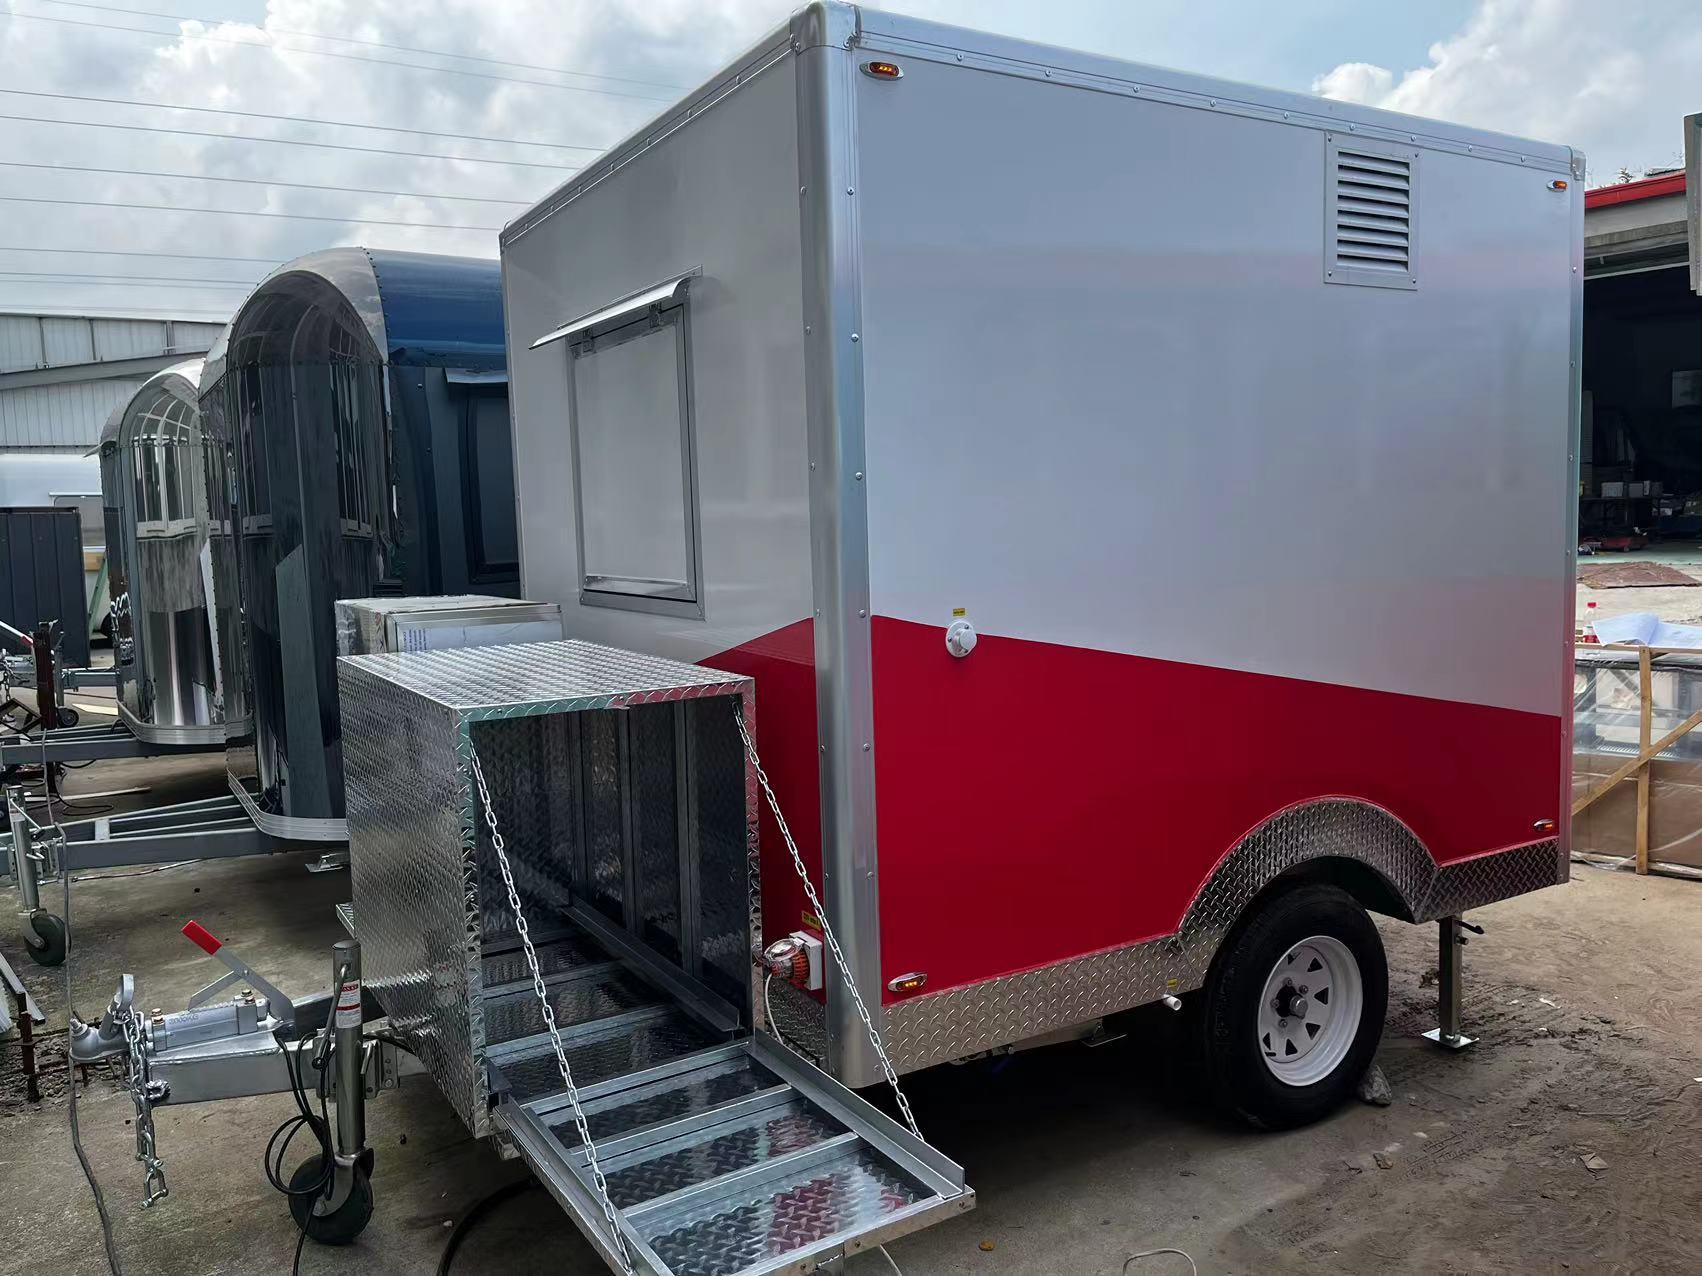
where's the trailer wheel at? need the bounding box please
[25,910,67,967]
[288,1157,374,1245]
[55,705,79,728]
[1197,882,1386,1130]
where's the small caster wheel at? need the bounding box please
[25,910,67,967]
[289,1157,374,1245]
[55,706,80,728]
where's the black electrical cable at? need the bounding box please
[64,853,125,1275]
[436,1177,541,1276]
[361,1030,414,1054]
[265,1023,337,1274]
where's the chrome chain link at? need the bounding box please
[469,746,634,1276]
[119,1004,169,1206]
[732,706,923,1141]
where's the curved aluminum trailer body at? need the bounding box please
[98,359,236,747]
[200,248,521,839]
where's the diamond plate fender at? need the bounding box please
[881,798,1563,1074]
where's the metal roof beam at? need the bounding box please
[0,351,187,390]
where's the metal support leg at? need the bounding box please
[8,786,40,913]
[332,939,366,1166]
[1422,914,1476,1051]
[32,624,57,734]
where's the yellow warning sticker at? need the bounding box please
[950,607,967,618]
[802,910,822,931]
[1165,978,1179,991]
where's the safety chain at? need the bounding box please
[731,706,923,1141]
[119,1004,169,1206]
[469,746,634,1276]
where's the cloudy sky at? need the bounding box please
[0,0,1696,321]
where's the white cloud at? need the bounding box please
[1312,0,1702,184]
[0,0,793,316]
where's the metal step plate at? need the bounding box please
[493,1010,724,1105]
[494,1034,972,1275]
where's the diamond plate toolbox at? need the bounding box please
[337,639,756,1137]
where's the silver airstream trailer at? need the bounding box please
[97,359,236,746]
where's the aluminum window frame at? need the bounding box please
[565,299,705,620]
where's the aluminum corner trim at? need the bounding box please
[790,0,861,52]
[795,37,883,1089]
[1557,147,1586,874]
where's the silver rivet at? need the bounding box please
[1044,69,1052,78]
[800,185,807,195]
[850,333,859,342]
[863,742,871,751]
[846,186,855,194]
[854,471,864,481]
[858,608,867,617]
[809,461,816,470]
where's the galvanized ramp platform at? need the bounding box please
[484,927,971,1276]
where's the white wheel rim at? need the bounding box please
[1257,934,1363,1087]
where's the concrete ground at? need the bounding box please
[2,756,1700,1275]
[1577,539,1702,627]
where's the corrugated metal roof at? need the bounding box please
[0,379,141,448]
[0,312,223,375]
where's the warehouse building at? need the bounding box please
[0,311,227,641]
[1580,115,1702,545]
[0,309,226,509]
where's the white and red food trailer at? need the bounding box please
[500,1,1581,1129]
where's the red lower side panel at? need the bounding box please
[707,619,823,952]
[870,616,1563,997]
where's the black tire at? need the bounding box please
[55,705,79,728]
[25,910,67,967]
[1196,882,1386,1130]
[288,1158,375,1245]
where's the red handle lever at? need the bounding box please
[181,920,222,955]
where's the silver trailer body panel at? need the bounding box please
[502,3,1581,1088]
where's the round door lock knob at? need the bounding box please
[945,619,978,658]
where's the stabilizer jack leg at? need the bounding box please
[1422,914,1480,1051]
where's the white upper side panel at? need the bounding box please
[500,55,812,662]
[854,50,1576,716]
[855,5,1572,173]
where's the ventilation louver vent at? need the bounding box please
[1326,138,1417,290]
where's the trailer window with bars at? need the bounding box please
[1325,135,1419,291]
[566,300,701,615]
